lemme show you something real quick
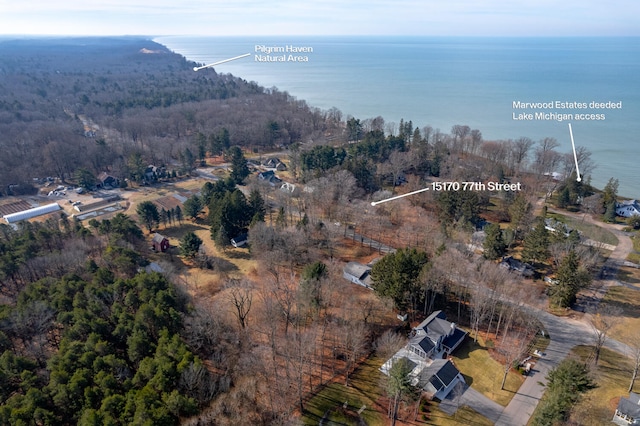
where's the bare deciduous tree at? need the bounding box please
[380,150,411,192]
[534,137,561,175]
[226,278,253,330]
[342,319,368,386]
[589,304,622,366]
[469,278,493,343]
[512,136,535,173]
[374,330,406,360]
[497,315,537,390]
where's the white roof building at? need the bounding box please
[616,200,640,218]
[3,203,61,224]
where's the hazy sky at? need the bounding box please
[0,0,638,37]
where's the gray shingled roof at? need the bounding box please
[152,233,167,244]
[409,310,466,357]
[420,359,461,391]
[416,311,454,344]
[617,392,640,419]
[416,310,447,332]
[344,262,371,280]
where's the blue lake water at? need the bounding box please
[155,36,640,199]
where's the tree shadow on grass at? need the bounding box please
[603,288,640,318]
[209,256,239,273]
[226,250,252,260]
[157,223,206,238]
[451,339,478,361]
[617,267,640,285]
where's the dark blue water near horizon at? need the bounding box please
[155,35,640,199]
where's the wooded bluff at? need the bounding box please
[0,37,338,195]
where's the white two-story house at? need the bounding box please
[381,310,468,400]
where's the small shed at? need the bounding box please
[231,233,248,248]
[151,233,170,252]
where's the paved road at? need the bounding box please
[480,305,632,426]
[456,211,637,425]
[441,385,504,423]
[494,212,636,425]
[495,311,592,425]
[434,308,597,425]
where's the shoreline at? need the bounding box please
[154,36,640,200]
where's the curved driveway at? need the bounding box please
[496,212,636,425]
[450,211,638,425]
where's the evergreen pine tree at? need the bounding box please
[215,224,229,248]
[297,213,309,230]
[136,201,160,233]
[604,201,617,223]
[522,219,549,264]
[183,195,203,220]
[602,177,619,209]
[275,207,286,228]
[228,146,250,184]
[180,231,203,258]
[160,208,168,228]
[483,223,506,260]
[248,189,266,222]
[557,186,571,209]
[549,250,583,308]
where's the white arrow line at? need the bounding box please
[193,53,251,71]
[371,187,431,206]
[568,123,582,182]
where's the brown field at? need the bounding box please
[0,199,33,216]
[116,177,207,224]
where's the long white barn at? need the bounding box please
[3,203,61,224]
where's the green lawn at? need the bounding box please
[451,336,525,407]
[303,347,509,426]
[302,356,387,426]
[547,213,618,246]
[425,405,494,426]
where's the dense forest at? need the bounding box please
[0,217,246,425]
[0,37,339,195]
